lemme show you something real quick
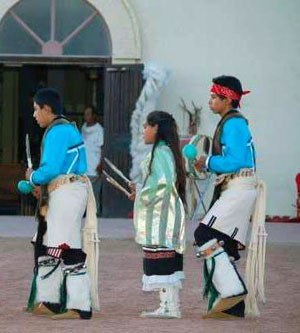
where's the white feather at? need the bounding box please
[130,63,171,184]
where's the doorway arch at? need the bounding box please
[0,0,141,64]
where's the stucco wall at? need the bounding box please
[130,0,300,215]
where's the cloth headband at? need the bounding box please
[211,84,250,101]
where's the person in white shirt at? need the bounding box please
[81,106,104,216]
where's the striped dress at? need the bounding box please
[133,141,185,254]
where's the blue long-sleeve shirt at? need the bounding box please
[30,124,87,185]
[207,117,256,174]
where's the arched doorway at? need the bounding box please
[0,0,143,217]
[0,0,141,64]
[0,0,112,58]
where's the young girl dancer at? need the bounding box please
[132,111,186,319]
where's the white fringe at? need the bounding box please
[130,63,171,184]
[82,177,100,310]
[245,180,267,317]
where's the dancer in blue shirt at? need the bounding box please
[26,88,98,320]
[193,75,260,319]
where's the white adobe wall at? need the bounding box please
[89,0,141,62]
[130,0,300,216]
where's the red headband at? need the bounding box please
[211,84,250,101]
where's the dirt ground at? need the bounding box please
[0,238,299,333]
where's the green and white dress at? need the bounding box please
[134,141,186,291]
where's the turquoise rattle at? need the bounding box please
[17,180,34,194]
[182,144,197,160]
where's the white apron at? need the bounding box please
[201,175,257,246]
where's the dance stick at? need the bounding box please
[104,158,131,184]
[103,171,131,197]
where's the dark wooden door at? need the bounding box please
[0,65,3,163]
[102,64,144,217]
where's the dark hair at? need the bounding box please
[34,88,62,115]
[146,111,186,205]
[85,105,100,122]
[85,105,97,115]
[212,75,243,108]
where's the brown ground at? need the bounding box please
[0,238,299,333]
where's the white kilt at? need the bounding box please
[201,176,257,246]
[45,181,88,248]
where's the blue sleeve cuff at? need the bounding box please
[29,171,36,186]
